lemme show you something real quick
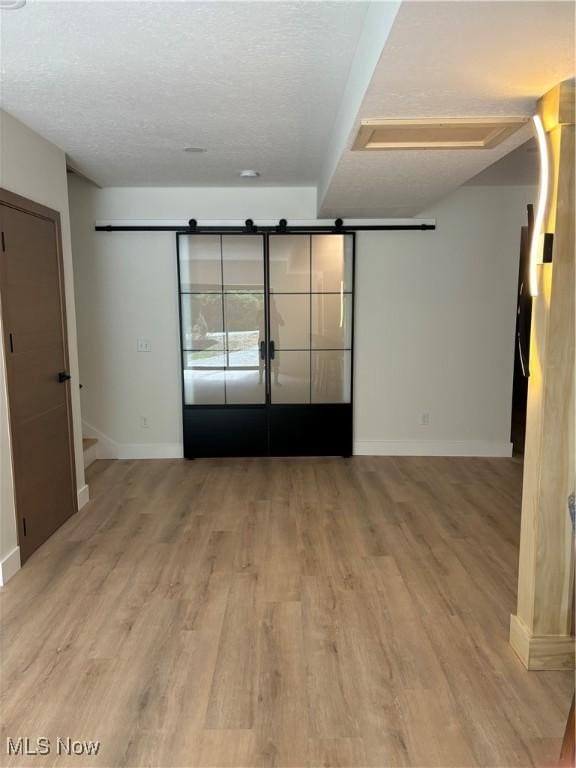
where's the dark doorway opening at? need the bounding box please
[510,204,533,457]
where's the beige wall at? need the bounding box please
[0,110,86,579]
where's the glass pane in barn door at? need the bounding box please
[269,235,311,403]
[268,233,353,405]
[179,235,225,405]
[178,234,266,405]
[310,234,353,404]
[222,236,266,404]
[311,234,353,292]
[179,235,221,292]
[269,235,310,293]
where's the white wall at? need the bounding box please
[69,178,534,459]
[68,180,316,454]
[0,111,86,583]
[85,186,316,222]
[354,184,535,455]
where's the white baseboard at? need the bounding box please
[0,546,21,586]
[82,420,183,460]
[77,483,90,510]
[353,439,513,457]
[80,421,512,461]
[115,443,183,459]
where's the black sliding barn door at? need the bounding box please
[177,232,354,457]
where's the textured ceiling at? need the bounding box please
[0,1,368,187]
[1,0,573,213]
[319,1,575,217]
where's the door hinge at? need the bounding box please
[9,333,14,353]
[22,517,27,536]
[1,232,5,252]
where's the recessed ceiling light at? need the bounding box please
[239,170,260,178]
[0,0,26,8]
[183,147,206,153]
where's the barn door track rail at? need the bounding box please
[95,218,436,233]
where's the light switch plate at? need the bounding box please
[137,338,151,352]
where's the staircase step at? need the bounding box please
[83,437,98,469]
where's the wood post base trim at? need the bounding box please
[510,615,575,670]
[77,483,90,510]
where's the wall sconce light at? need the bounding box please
[529,115,550,297]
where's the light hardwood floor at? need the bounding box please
[0,457,572,767]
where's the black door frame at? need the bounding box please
[176,230,355,458]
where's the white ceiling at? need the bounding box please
[465,139,538,187]
[0,1,368,187]
[1,0,574,214]
[319,1,575,217]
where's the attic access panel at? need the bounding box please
[352,117,528,150]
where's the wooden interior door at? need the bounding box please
[0,189,77,563]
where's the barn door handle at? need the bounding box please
[58,371,71,383]
[269,340,276,360]
[259,340,266,361]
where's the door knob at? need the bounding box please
[57,371,71,383]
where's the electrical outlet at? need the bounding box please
[140,416,150,429]
[421,412,430,426]
[137,338,151,352]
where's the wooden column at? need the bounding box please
[510,80,575,670]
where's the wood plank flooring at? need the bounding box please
[0,457,572,767]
